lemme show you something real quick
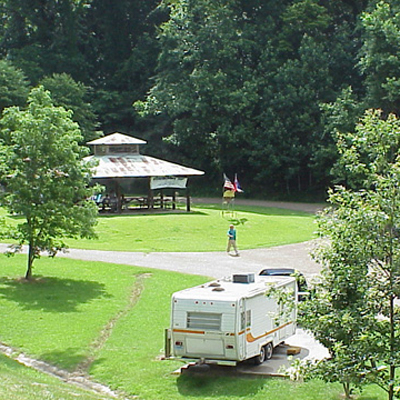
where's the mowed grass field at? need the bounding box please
[0,204,316,252]
[66,204,317,252]
[0,203,386,399]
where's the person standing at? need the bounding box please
[227,224,239,256]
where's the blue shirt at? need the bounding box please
[227,228,236,240]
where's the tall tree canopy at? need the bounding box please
[1,0,400,196]
[136,0,366,194]
[359,1,400,115]
[0,59,30,112]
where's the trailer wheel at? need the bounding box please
[253,346,267,365]
[265,342,273,360]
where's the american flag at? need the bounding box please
[234,174,243,192]
[223,173,235,190]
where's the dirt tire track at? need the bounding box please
[0,273,151,399]
[74,272,151,375]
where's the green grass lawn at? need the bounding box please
[0,255,386,400]
[0,353,111,400]
[1,204,315,252]
[64,204,316,252]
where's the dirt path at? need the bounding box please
[0,342,127,399]
[74,273,151,376]
[192,197,325,214]
[49,240,321,281]
[0,199,325,281]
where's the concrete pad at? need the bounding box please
[177,328,329,377]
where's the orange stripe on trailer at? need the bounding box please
[172,329,205,334]
[246,321,293,343]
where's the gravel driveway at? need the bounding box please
[63,198,324,280]
[0,199,324,280]
[44,240,321,280]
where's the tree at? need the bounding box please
[40,73,101,143]
[0,0,374,195]
[300,109,400,400]
[359,1,400,115]
[0,86,98,280]
[136,0,365,194]
[0,0,92,83]
[312,86,363,187]
[0,59,30,112]
[79,0,163,134]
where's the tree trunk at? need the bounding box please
[389,293,395,400]
[25,244,34,280]
[343,382,351,399]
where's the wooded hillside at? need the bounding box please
[0,0,397,197]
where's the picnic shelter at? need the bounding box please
[84,132,204,212]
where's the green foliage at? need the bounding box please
[0,86,98,279]
[40,73,101,142]
[4,0,399,196]
[301,109,400,400]
[316,87,364,185]
[335,109,400,188]
[0,59,30,112]
[359,1,400,114]
[0,0,92,83]
[79,0,163,133]
[136,0,364,193]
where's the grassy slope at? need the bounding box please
[0,354,111,400]
[0,257,139,370]
[0,255,386,400]
[0,204,385,399]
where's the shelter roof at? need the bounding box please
[84,154,204,178]
[87,132,147,146]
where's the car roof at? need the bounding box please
[259,268,296,276]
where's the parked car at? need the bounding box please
[259,268,309,300]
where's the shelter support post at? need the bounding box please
[148,184,154,209]
[115,180,122,213]
[186,188,190,212]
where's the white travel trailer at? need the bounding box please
[168,273,297,366]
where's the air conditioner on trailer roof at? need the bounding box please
[232,273,255,284]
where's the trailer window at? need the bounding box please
[241,312,245,331]
[246,310,251,327]
[187,312,222,331]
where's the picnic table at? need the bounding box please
[93,193,183,213]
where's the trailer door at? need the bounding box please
[238,299,248,360]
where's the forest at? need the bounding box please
[0,0,397,198]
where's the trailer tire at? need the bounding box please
[265,342,273,360]
[253,346,267,365]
